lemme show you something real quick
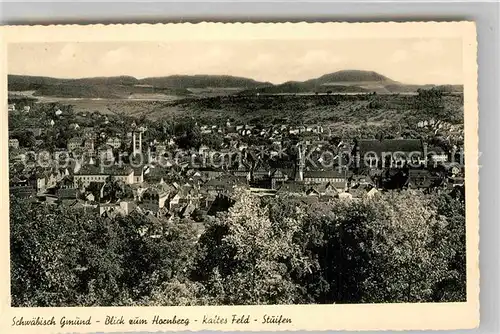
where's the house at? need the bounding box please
[119,201,137,215]
[302,170,349,190]
[198,167,223,179]
[25,127,43,137]
[45,172,58,189]
[74,165,135,187]
[338,192,353,200]
[231,162,251,179]
[156,144,167,156]
[84,181,106,201]
[97,144,114,161]
[141,186,171,213]
[29,173,47,193]
[57,187,79,200]
[10,177,36,198]
[169,192,182,211]
[8,139,19,149]
[353,139,426,169]
[84,138,95,155]
[106,137,122,149]
[427,146,448,164]
[67,137,83,152]
[405,170,445,189]
[180,202,197,218]
[309,182,344,196]
[99,203,121,217]
[85,193,95,202]
[366,187,379,198]
[270,169,288,189]
[133,167,144,184]
[203,175,246,195]
[275,182,306,196]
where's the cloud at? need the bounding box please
[99,47,133,67]
[298,50,340,67]
[427,68,462,84]
[389,49,408,63]
[57,43,79,63]
[411,39,445,56]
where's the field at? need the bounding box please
[58,93,463,126]
[11,91,464,137]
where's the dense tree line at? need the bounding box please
[10,189,466,306]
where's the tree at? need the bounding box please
[430,192,466,301]
[416,87,457,126]
[12,131,36,148]
[197,189,303,305]
[117,213,201,301]
[358,192,451,302]
[174,119,201,149]
[296,191,463,303]
[102,176,126,202]
[10,197,85,306]
[201,133,224,150]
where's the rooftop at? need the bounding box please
[76,164,133,176]
[357,139,424,156]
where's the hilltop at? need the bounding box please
[239,70,463,95]
[140,75,271,89]
[8,71,462,99]
[8,74,271,99]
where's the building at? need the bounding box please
[97,144,114,161]
[29,173,47,193]
[67,137,83,152]
[427,146,448,165]
[74,165,135,187]
[84,138,95,155]
[405,169,445,189]
[82,127,96,139]
[132,127,144,156]
[8,139,19,149]
[270,169,288,189]
[303,170,349,191]
[106,137,122,149]
[353,139,426,169]
[24,127,43,137]
[133,167,144,184]
[141,186,171,213]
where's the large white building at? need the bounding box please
[74,165,135,187]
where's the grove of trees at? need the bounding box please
[10,188,466,307]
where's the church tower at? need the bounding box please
[297,144,305,182]
[132,129,143,156]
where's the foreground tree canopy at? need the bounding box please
[10,189,465,306]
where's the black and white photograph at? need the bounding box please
[0,22,479,332]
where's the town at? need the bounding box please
[8,93,465,227]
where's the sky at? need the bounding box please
[8,38,463,85]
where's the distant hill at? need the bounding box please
[8,74,270,99]
[238,81,371,95]
[139,75,271,89]
[8,71,462,99]
[8,75,65,91]
[239,70,463,95]
[239,70,394,95]
[305,70,394,85]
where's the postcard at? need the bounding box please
[0,22,479,332]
